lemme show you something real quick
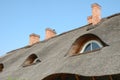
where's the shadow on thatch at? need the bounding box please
[22,54,41,67]
[0,63,4,72]
[42,73,120,80]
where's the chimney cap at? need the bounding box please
[87,16,92,19]
[46,28,56,34]
[92,3,101,8]
[30,33,40,38]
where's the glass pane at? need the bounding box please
[92,42,100,50]
[84,43,91,52]
[54,76,61,80]
[112,74,120,80]
[65,75,76,80]
[80,76,93,80]
[95,76,110,80]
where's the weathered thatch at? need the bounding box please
[0,13,120,80]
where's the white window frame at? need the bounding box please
[80,40,103,53]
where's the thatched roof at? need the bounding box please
[0,13,120,80]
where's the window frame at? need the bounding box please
[22,54,40,67]
[80,40,103,53]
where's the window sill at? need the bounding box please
[71,48,102,57]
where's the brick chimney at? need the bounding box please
[29,33,40,45]
[87,16,92,24]
[45,28,56,40]
[88,3,101,25]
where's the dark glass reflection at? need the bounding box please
[80,76,93,80]
[112,74,120,80]
[95,76,110,80]
[92,42,100,50]
[84,43,91,52]
[83,42,101,53]
[65,75,76,80]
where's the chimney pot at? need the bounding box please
[29,33,40,45]
[45,28,56,40]
[87,3,101,25]
[92,3,101,8]
[87,16,92,24]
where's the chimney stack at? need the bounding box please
[45,28,56,40]
[87,16,92,24]
[29,33,40,45]
[88,3,101,25]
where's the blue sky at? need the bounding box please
[0,0,120,56]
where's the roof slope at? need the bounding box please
[0,13,120,80]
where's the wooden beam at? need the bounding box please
[75,75,79,80]
[61,74,66,80]
[109,75,113,80]
[92,77,95,80]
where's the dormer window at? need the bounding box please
[22,54,41,67]
[0,63,4,72]
[68,34,108,56]
[80,40,103,53]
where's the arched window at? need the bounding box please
[0,63,4,72]
[22,54,41,67]
[68,34,108,55]
[42,73,120,80]
[80,40,103,53]
[42,73,92,80]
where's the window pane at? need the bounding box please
[80,76,93,80]
[92,42,100,50]
[54,76,61,80]
[65,75,76,80]
[84,43,91,52]
[112,74,120,80]
[95,76,110,80]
